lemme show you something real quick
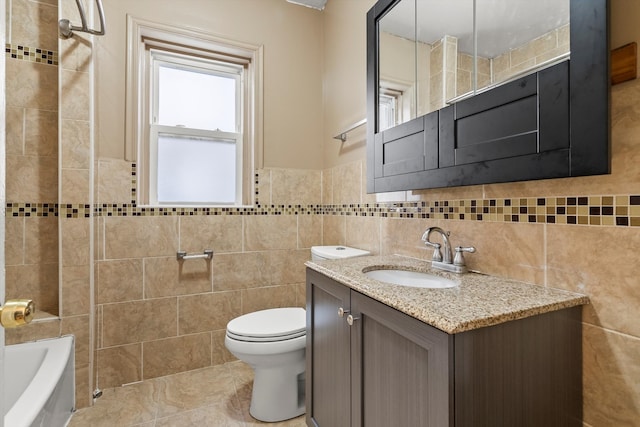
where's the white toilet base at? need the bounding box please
[248,355,306,422]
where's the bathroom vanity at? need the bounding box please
[305,255,588,427]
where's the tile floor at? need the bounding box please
[68,361,307,427]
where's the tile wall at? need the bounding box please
[92,165,315,389]
[5,0,59,317]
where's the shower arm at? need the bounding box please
[59,0,106,38]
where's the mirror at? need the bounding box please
[378,0,570,131]
[367,0,608,193]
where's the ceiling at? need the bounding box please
[380,0,570,58]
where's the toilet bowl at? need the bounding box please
[225,307,306,422]
[225,246,369,422]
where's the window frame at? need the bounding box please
[148,51,243,205]
[126,15,263,207]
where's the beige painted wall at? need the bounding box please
[321,0,376,168]
[95,0,324,170]
[611,0,640,71]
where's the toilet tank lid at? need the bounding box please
[311,245,370,260]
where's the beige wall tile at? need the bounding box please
[59,35,93,73]
[178,291,241,335]
[143,333,211,379]
[61,217,91,267]
[212,330,234,365]
[97,344,142,389]
[256,169,271,205]
[10,0,58,51]
[61,265,91,317]
[295,282,306,308]
[380,217,430,259]
[212,252,271,291]
[270,168,322,205]
[322,214,346,245]
[74,363,92,410]
[244,215,297,251]
[6,154,58,202]
[179,215,243,254]
[298,215,322,249]
[6,106,24,155]
[6,263,58,313]
[102,298,177,347]
[241,284,298,314]
[547,225,640,337]
[25,108,58,158]
[61,168,90,204]
[6,60,57,110]
[5,317,60,345]
[445,219,544,284]
[104,216,179,259]
[97,159,133,204]
[5,217,25,266]
[322,168,333,204]
[60,69,91,121]
[24,216,58,263]
[61,119,90,169]
[145,256,212,299]
[583,324,640,426]
[269,249,309,285]
[345,215,380,255]
[97,259,143,304]
[61,314,91,366]
[333,161,362,205]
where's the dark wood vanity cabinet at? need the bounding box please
[305,269,583,427]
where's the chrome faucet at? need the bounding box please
[421,226,475,274]
[421,227,452,264]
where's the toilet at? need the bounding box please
[224,245,370,422]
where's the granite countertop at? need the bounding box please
[305,255,589,334]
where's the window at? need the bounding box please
[126,16,263,206]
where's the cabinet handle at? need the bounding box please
[338,307,350,318]
[347,314,359,326]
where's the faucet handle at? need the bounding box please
[454,246,476,267]
[424,241,443,262]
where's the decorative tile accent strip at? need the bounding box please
[5,43,58,66]
[5,163,640,226]
[6,203,57,217]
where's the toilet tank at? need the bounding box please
[311,246,370,261]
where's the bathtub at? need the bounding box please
[4,336,75,427]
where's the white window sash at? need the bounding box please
[148,124,244,206]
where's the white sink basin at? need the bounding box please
[363,269,458,289]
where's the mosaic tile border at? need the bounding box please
[7,164,640,226]
[5,43,58,66]
[5,197,640,227]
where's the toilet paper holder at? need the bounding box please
[176,249,214,261]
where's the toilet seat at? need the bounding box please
[226,307,306,343]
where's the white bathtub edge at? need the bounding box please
[4,335,75,427]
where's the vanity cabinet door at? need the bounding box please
[306,269,351,427]
[350,291,453,427]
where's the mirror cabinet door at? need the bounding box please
[476,0,570,92]
[367,0,609,193]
